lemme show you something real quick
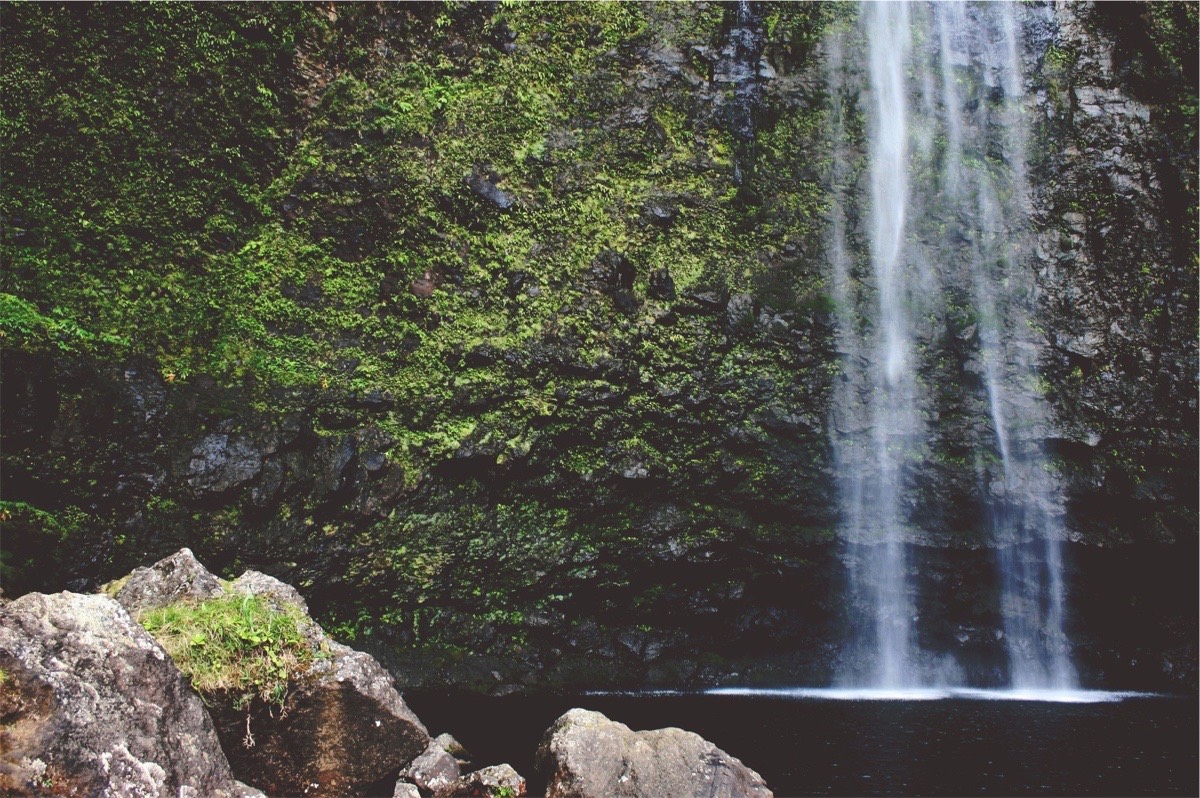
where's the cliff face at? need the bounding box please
[1029,2,1197,545]
[2,2,1195,690]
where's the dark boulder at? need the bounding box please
[187,433,263,496]
[467,168,517,210]
[648,268,677,301]
[643,198,678,228]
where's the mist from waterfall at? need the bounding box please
[828,1,1077,690]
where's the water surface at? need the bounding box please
[406,690,1197,796]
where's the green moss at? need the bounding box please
[100,574,132,599]
[3,1,848,664]
[141,594,324,709]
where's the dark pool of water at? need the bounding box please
[404,690,1197,797]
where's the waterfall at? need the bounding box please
[829,1,1076,690]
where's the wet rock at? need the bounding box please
[187,433,263,495]
[648,268,677,301]
[591,249,636,291]
[313,433,356,499]
[712,1,767,179]
[613,289,638,316]
[537,708,772,798]
[507,270,530,298]
[450,763,526,797]
[121,358,168,423]
[726,293,756,330]
[467,168,516,210]
[681,290,726,312]
[643,198,678,228]
[491,20,518,54]
[109,547,224,619]
[0,592,254,798]
[621,461,649,480]
[282,278,324,307]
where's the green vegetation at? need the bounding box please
[3,1,1192,687]
[1,2,840,639]
[100,574,132,599]
[0,501,89,596]
[141,594,322,709]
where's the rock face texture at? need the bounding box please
[0,592,256,798]
[109,547,224,618]
[537,708,772,798]
[0,2,1194,693]
[450,764,527,798]
[216,641,430,797]
[398,738,461,796]
[1026,2,1197,546]
[107,549,430,797]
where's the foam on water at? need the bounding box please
[581,686,1160,704]
[705,686,1156,703]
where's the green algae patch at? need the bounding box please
[141,594,322,709]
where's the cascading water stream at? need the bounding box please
[829,0,1077,691]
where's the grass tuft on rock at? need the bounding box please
[141,594,321,709]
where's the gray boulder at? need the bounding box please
[434,732,472,765]
[726,293,756,330]
[0,591,259,798]
[229,569,309,615]
[106,549,430,797]
[449,763,526,797]
[107,547,224,620]
[537,708,772,798]
[398,738,460,795]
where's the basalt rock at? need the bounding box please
[187,433,264,496]
[0,592,258,798]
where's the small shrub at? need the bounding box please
[141,594,321,709]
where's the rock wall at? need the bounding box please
[1,2,1194,691]
[1027,2,1197,544]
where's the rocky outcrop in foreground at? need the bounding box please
[0,591,260,798]
[111,548,431,797]
[537,708,772,798]
[2,549,771,798]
